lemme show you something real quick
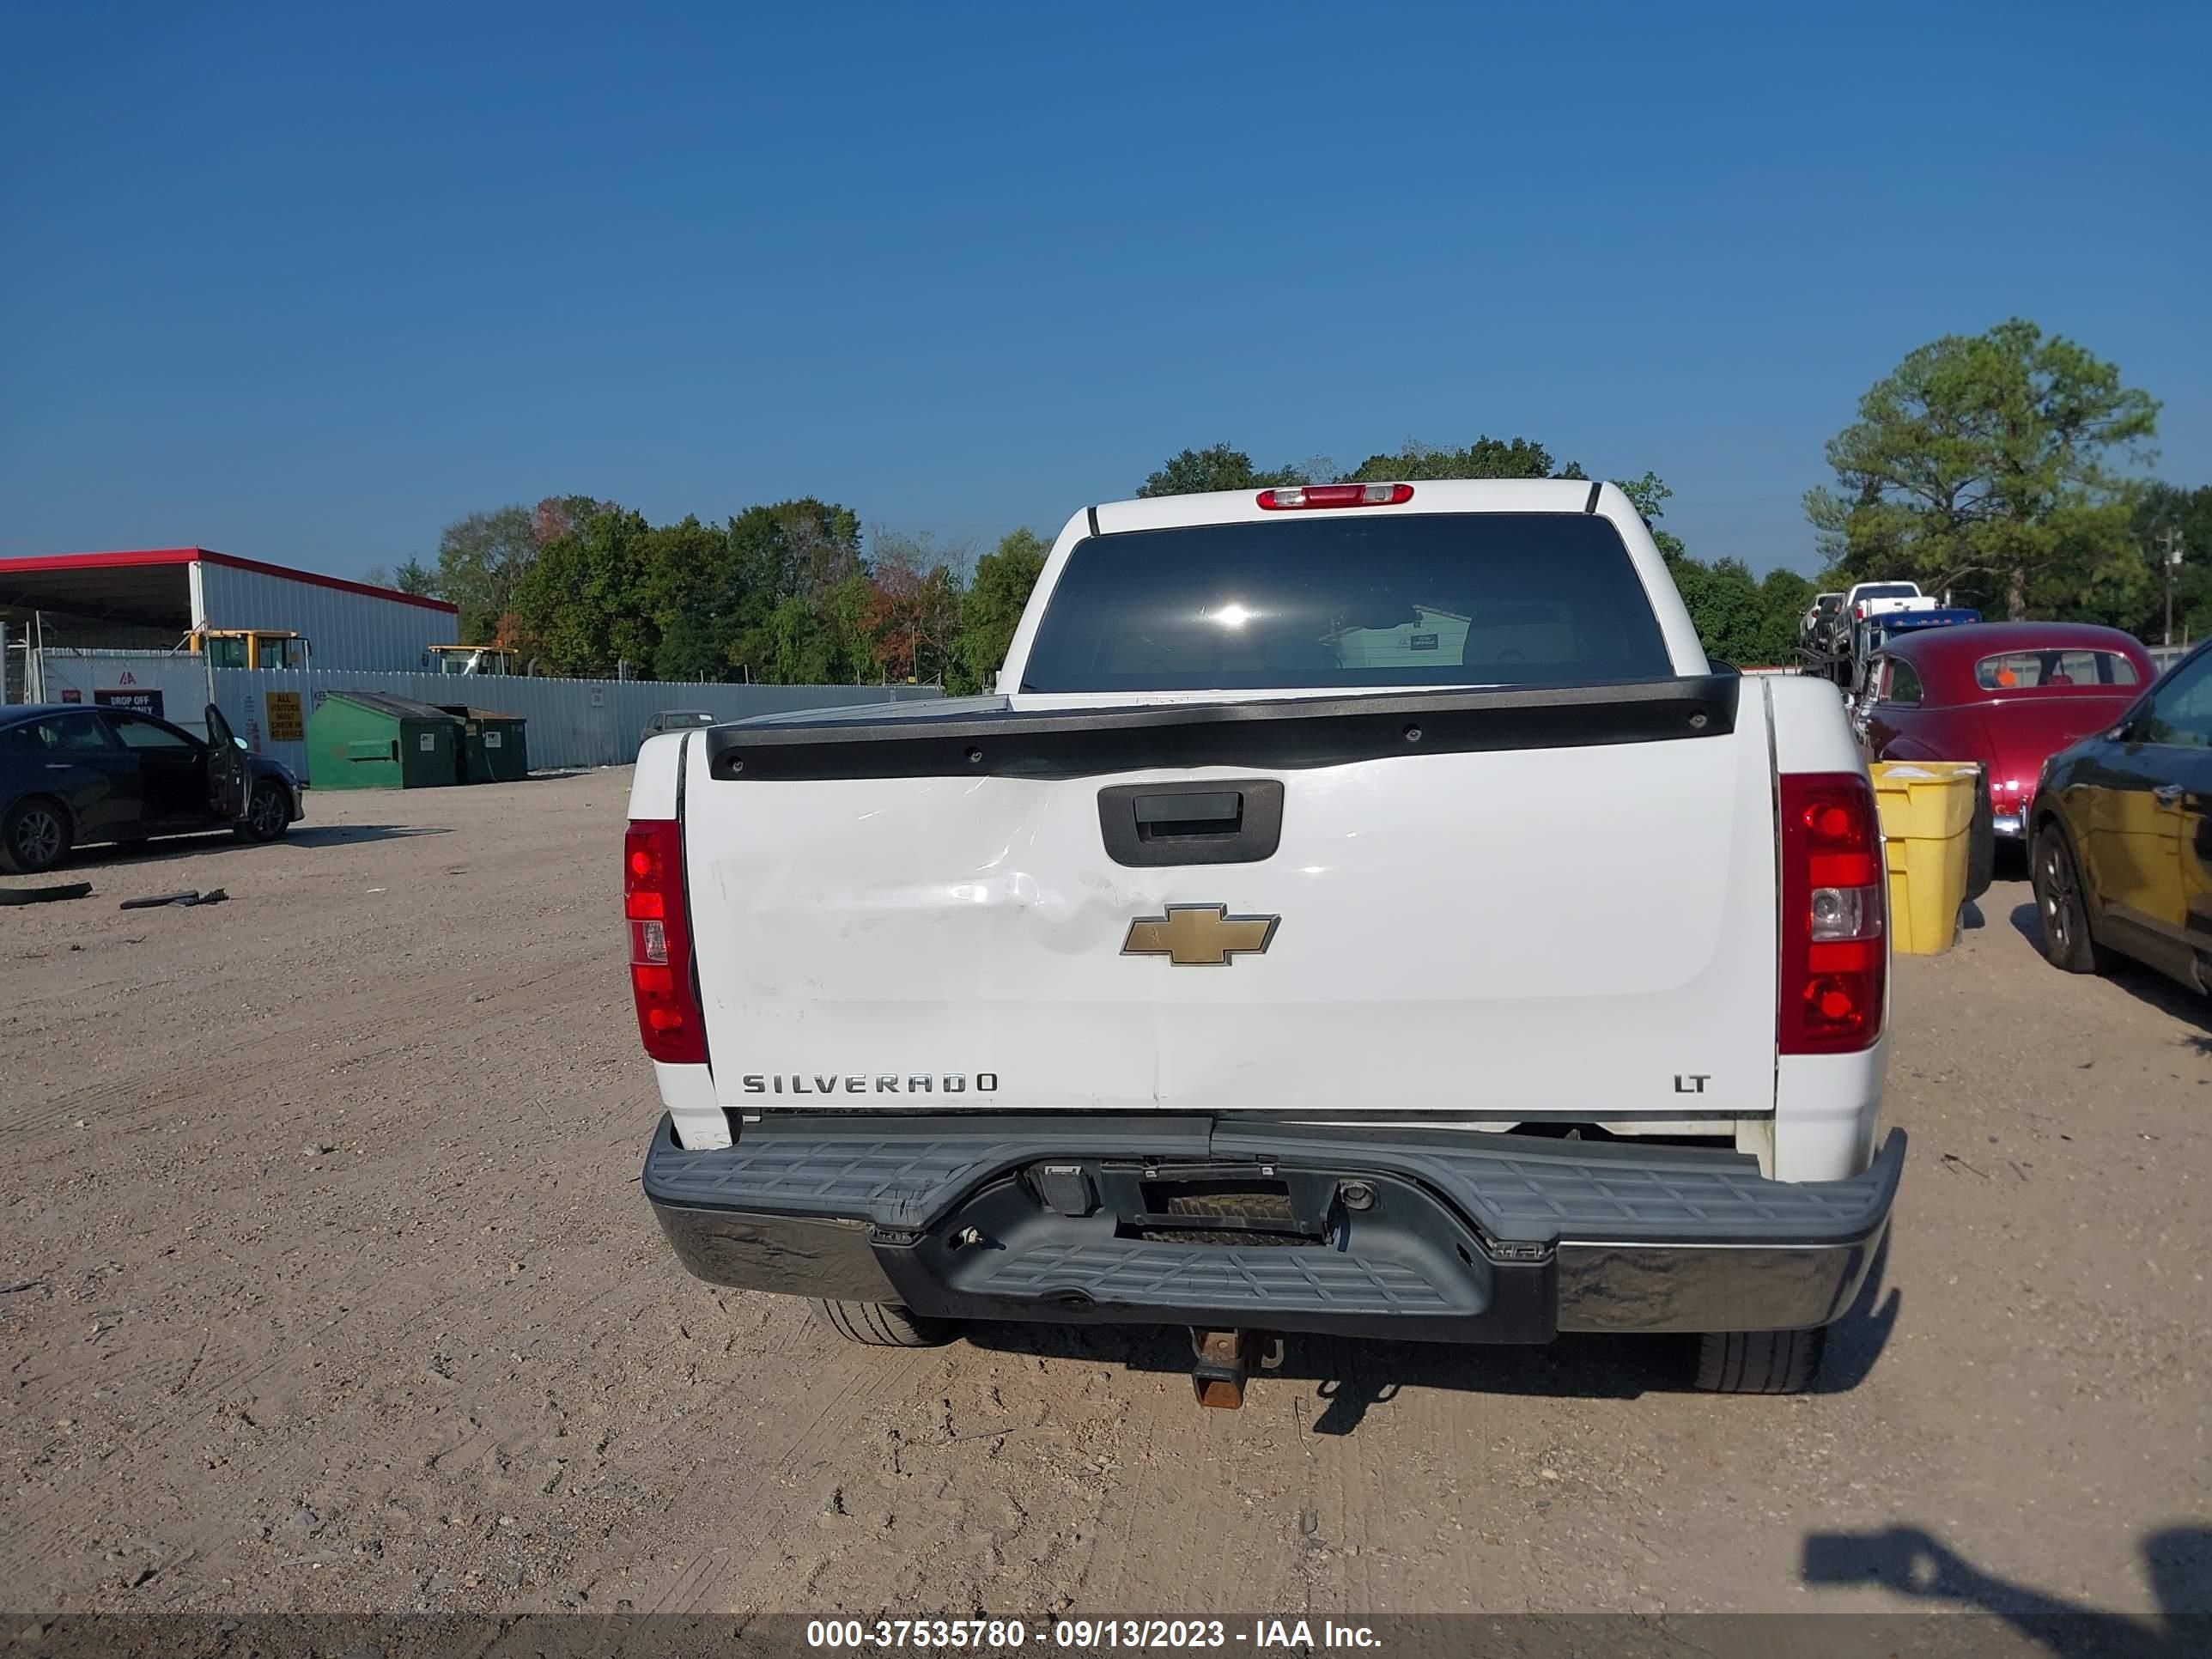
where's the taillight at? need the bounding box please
[1778,774,1886,1054]
[1256,483,1413,510]
[625,819,707,1064]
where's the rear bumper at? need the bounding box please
[642,1115,1903,1340]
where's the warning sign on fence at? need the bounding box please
[265,690,304,742]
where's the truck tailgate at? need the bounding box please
[681,682,1778,1121]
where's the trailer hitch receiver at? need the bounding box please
[1190,1328,1283,1409]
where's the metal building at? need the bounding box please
[0,547,458,671]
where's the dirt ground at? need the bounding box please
[2,774,2205,1620]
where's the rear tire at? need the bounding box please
[236,780,291,843]
[2031,822,2106,974]
[1694,1328,1826,1394]
[1,796,72,876]
[809,1298,957,1347]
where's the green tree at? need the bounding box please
[956,527,1049,693]
[722,499,865,678]
[362,558,435,595]
[1136,444,1308,497]
[434,505,539,642]
[1806,319,2160,620]
[1347,435,1574,483]
[1670,556,1766,665]
[1611,471,1686,563]
[1755,568,1817,665]
[510,499,656,677]
[823,572,884,684]
[639,515,738,682]
[763,593,839,684]
[651,609,724,684]
[2069,482,2212,643]
[2134,483,2212,644]
[757,568,880,686]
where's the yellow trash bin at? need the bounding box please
[1869,761,1979,955]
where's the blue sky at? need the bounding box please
[3,1,2206,580]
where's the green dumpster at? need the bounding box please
[437,705,529,781]
[306,693,466,790]
[437,708,495,784]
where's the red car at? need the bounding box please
[1855,621,2155,840]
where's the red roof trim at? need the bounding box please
[0,548,459,614]
[0,548,202,573]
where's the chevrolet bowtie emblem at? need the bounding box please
[1121,904,1279,966]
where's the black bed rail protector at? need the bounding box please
[703,674,1740,782]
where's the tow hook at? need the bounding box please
[1190,1328,1284,1409]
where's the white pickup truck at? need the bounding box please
[1833,580,1936,648]
[625,479,1902,1403]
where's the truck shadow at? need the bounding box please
[285,823,453,849]
[958,1230,1898,1431]
[52,822,448,873]
[1802,1522,2210,1654]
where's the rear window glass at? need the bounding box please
[1855,585,1918,601]
[1018,514,1673,693]
[1975,650,2141,690]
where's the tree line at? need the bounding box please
[372,501,1048,694]
[368,317,2198,684]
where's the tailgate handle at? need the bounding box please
[1098,780,1284,867]
[1133,791,1243,832]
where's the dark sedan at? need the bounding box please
[1,702,304,875]
[638,708,719,754]
[2029,637,2212,990]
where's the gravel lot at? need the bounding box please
[2,774,2205,1620]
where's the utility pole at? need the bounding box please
[2161,526,2185,647]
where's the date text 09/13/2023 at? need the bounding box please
[804,1620,1381,1650]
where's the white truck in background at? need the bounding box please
[1832,580,1937,649]
[624,479,1901,1404]
[1801,580,1945,684]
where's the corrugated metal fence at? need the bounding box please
[228,671,941,776]
[29,650,940,775]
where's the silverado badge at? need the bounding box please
[1121,904,1279,966]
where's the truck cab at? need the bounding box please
[425,645,519,675]
[188,629,309,671]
